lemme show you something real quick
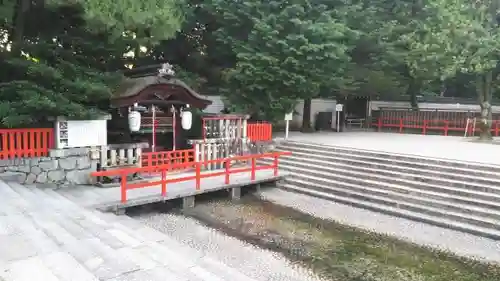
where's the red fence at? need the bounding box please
[374,117,500,136]
[91,151,291,203]
[201,116,273,141]
[141,149,195,172]
[0,128,54,159]
[247,122,272,142]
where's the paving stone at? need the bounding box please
[31,216,79,246]
[115,246,159,270]
[108,266,189,281]
[62,238,102,268]
[132,226,168,242]
[0,256,59,281]
[106,228,142,248]
[74,218,126,249]
[51,214,94,240]
[41,251,98,281]
[0,234,38,263]
[197,256,258,281]
[14,216,59,255]
[82,237,141,280]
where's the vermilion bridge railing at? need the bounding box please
[91,151,291,203]
[0,128,54,159]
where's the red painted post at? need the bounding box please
[195,162,201,190]
[399,118,403,133]
[161,168,167,197]
[444,121,449,136]
[225,158,230,184]
[422,120,427,135]
[121,173,127,203]
[8,133,15,159]
[251,157,256,180]
[273,155,279,176]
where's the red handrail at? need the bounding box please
[0,128,54,159]
[91,151,291,203]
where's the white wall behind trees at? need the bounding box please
[202,95,338,129]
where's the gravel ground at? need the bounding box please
[259,188,500,263]
[136,211,327,281]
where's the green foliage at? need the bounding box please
[204,0,359,121]
[46,0,186,43]
[0,0,188,127]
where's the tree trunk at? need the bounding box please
[9,0,30,56]
[476,72,493,141]
[301,98,313,132]
[406,77,422,110]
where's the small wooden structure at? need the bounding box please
[108,63,212,151]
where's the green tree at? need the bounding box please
[205,0,358,125]
[0,1,186,127]
[404,0,500,140]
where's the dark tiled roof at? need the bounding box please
[112,76,210,103]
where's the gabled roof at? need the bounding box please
[111,76,212,109]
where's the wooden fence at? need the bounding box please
[0,128,54,159]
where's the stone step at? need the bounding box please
[40,251,99,281]
[40,187,260,281]
[284,174,500,230]
[267,156,500,200]
[278,153,500,193]
[275,146,500,185]
[278,182,500,240]
[62,237,140,281]
[261,158,500,210]
[273,160,500,217]
[276,144,500,179]
[280,140,500,174]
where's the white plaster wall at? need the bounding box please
[292,99,337,128]
[203,95,225,114]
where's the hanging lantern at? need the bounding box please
[128,110,141,132]
[181,105,192,130]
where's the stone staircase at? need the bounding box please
[0,180,268,281]
[267,140,500,240]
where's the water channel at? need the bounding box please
[127,188,500,281]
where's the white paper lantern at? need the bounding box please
[181,110,192,130]
[128,111,141,132]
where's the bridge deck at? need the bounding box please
[56,169,287,211]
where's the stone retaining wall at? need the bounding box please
[0,147,98,185]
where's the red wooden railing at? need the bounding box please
[0,128,54,159]
[373,117,500,136]
[201,116,273,141]
[141,148,195,171]
[91,151,291,203]
[247,122,273,142]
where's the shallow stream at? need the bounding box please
[129,190,500,281]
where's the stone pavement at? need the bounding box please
[276,131,500,165]
[0,179,318,281]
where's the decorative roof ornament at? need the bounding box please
[158,63,175,77]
